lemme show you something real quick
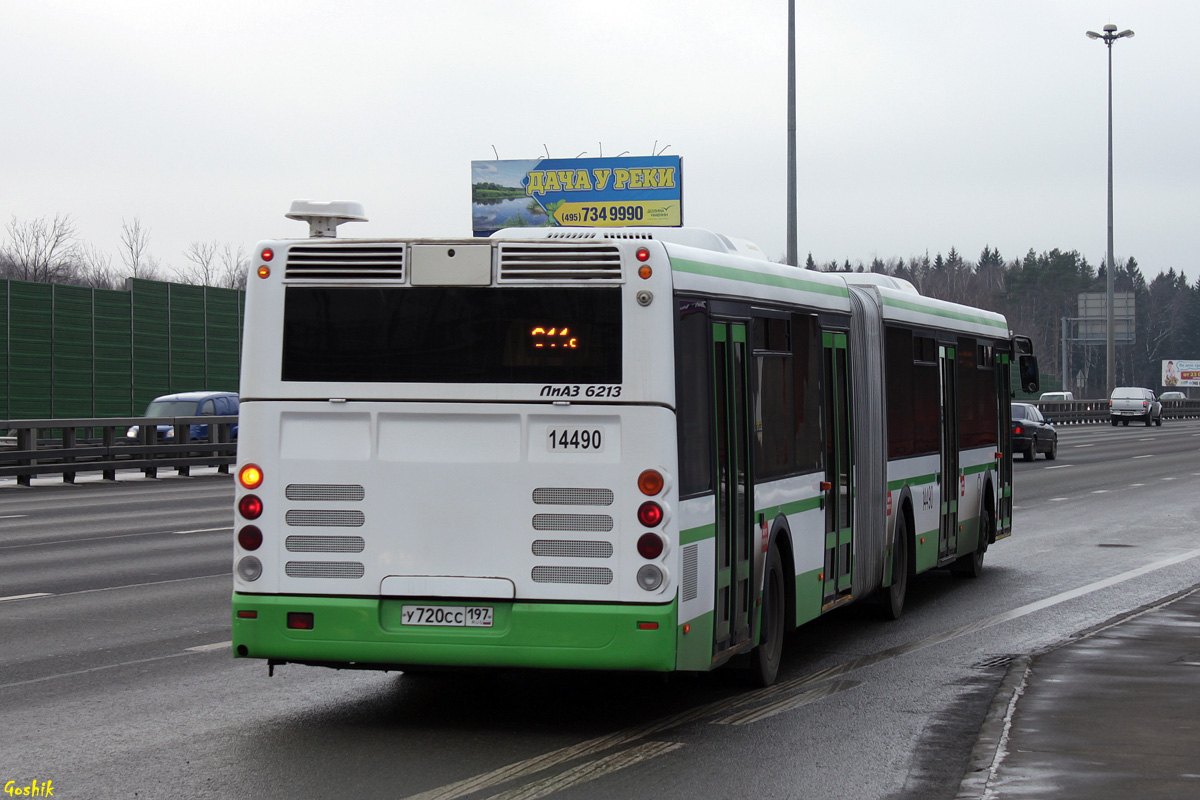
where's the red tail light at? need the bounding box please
[1013,425,1023,435]
[637,501,663,527]
[637,532,664,559]
[287,612,314,630]
[238,495,263,520]
[238,525,263,551]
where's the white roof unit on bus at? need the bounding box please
[491,226,768,260]
[838,272,919,294]
[286,200,368,238]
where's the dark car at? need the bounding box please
[125,391,239,442]
[1011,402,1057,461]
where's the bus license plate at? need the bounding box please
[401,605,493,628]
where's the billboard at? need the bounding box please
[471,156,682,236]
[1162,360,1200,388]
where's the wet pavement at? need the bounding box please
[960,585,1200,799]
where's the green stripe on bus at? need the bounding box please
[962,463,995,476]
[679,523,715,545]
[759,497,822,521]
[671,257,850,299]
[887,473,937,491]
[881,295,1009,330]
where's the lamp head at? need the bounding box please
[1103,24,1118,32]
[1086,31,1101,39]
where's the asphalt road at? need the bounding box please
[2,421,1199,800]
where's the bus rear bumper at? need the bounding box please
[232,593,678,672]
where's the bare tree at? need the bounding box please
[76,243,119,289]
[119,217,163,280]
[180,240,220,286]
[218,243,249,290]
[2,214,80,282]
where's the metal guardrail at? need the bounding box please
[1033,399,1200,425]
[1,415,237,486]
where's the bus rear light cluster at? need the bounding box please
[237,464,265,580]
[635,468,669,592]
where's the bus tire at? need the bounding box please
[751,545,786,687]
[880,512,910,621]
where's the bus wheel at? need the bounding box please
[953,504,991,578]
[751,545,785,687]
[880,514,909,620]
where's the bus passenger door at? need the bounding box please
[939,344,959,560]
[822,331,853,606]
[996,352,1013,536]
[712,321,753,657]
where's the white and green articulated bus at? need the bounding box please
[231,205,1040,686]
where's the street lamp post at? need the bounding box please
[1086,23,1133,397]
[787,0,797,267]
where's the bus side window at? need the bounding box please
[791,313,823,474]
[677,300,712,496]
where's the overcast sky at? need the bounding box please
[3,1,1196,283]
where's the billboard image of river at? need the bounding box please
[472,156,682,237]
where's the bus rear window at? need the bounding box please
[282,287,622,384]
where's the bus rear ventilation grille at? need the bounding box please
[285,510,366,527]
[532,539,614,559]
[682,544,699,602]
[532,488,614,506]
[286,535,366,553]
[286,484,365,502]
[285,561,366,579]
[285,243,405,280]
[532,513,614,532]
[498,244,622,282]
[531,566,613,585]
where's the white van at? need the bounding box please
[1038,391,1074,402]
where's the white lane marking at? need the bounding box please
[1045,465,1073,470]
[1132,455,1154,459]
[404,547,1200,800]
[0,593,53,602]
[1049,498,1068,502]
[0,514,28,519]
[185,641,231,653]
[486,741,684,800]
[1091,490,1109,494]
[712,679,861,725]
[28,573,231,601]
[0,526,233,549]
[1073,444,1094,448]
[1130,483,1145,487]
[1162,477,1177,481]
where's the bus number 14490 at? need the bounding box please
[547,428,604,452]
